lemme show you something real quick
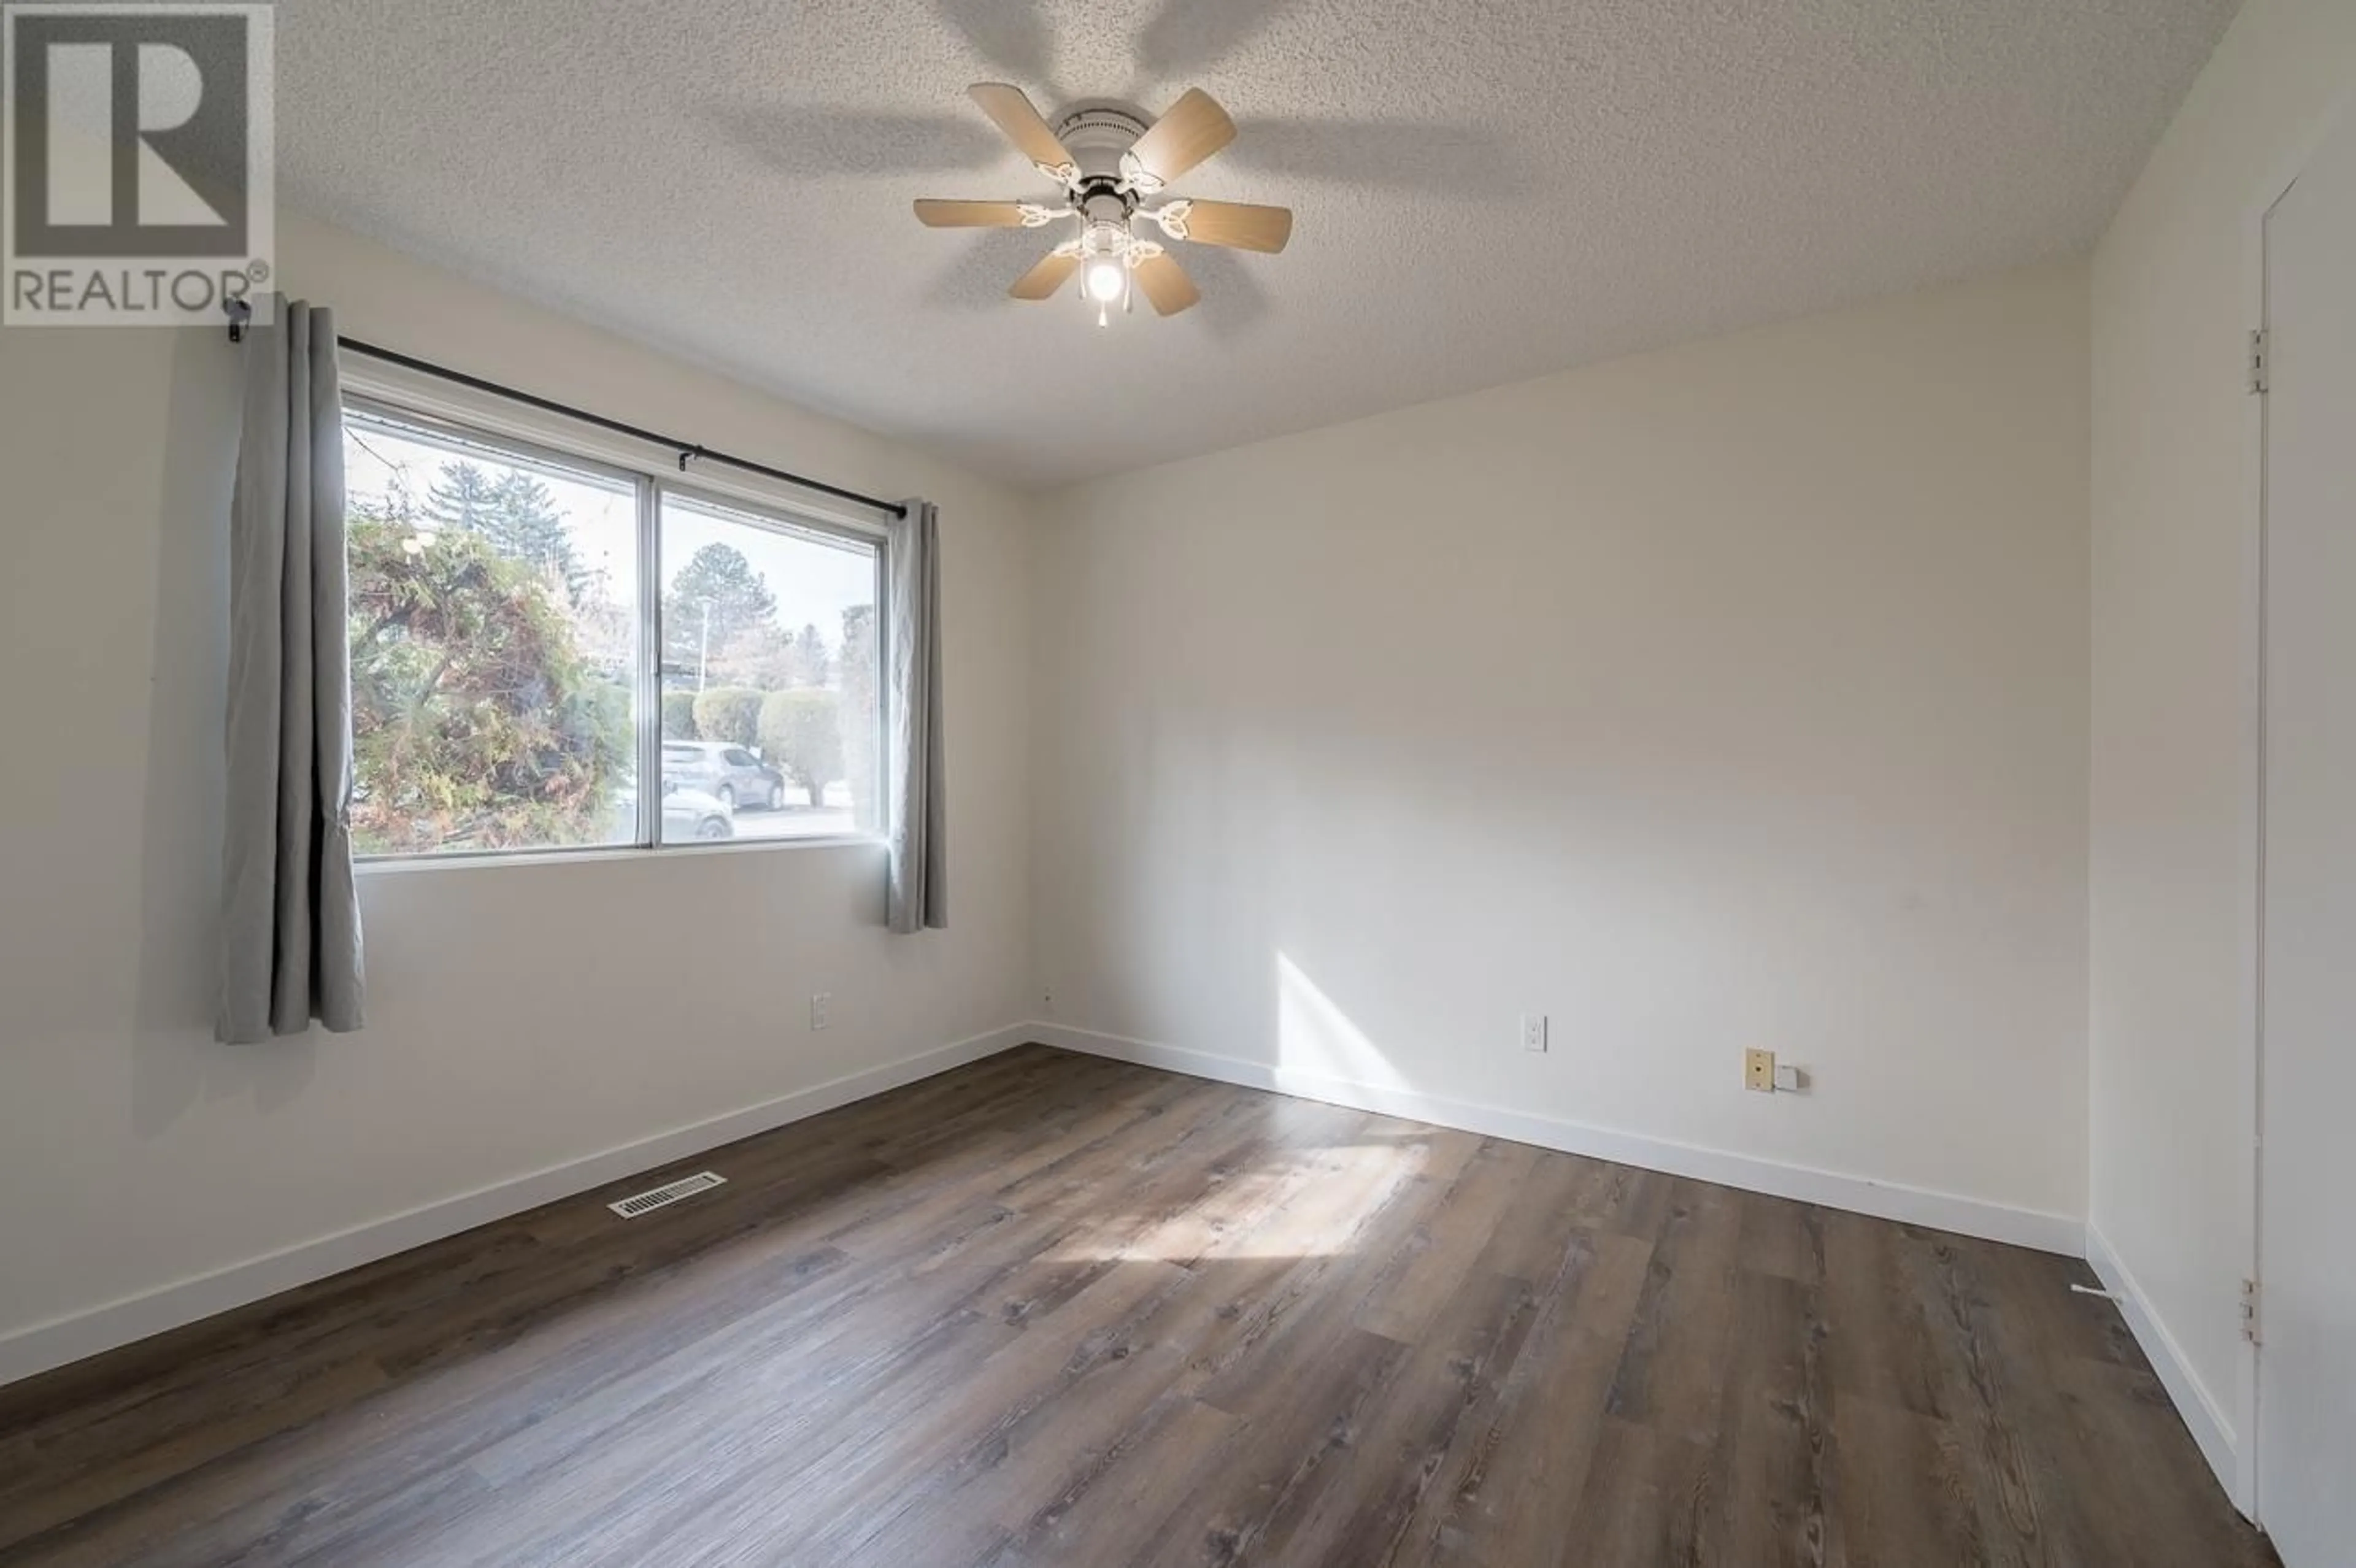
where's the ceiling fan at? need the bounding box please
[914,83,1293,323]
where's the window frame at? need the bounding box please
[340,377,892,868]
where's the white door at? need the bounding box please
[2258,98,2356,1568]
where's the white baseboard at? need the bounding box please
[2085,1222,2243,1507]
[1029,1023,2086,1258]
[0,1023,1033,1389]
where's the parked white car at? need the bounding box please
[613,782,734,841]
[663,740,788,811]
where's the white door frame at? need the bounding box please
[2241,80,2356,1526]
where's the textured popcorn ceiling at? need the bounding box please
[275,0,2235,487]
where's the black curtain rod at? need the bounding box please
[224,303,906,518]
[336,338,907,519]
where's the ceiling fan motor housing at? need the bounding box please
[1054,101,1154,184]
[1055,106,1151,267]
[1060,102,1149,236]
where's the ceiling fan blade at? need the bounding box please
[1128,88,1236,186]
[914,199,1032,228]
[968,83,1075,176]
[914,199,1036,229]
[1132,251,1201,316]
[1172,199,1292,253]
[1009,250,1080,300]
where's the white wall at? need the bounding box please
[2087,0,2356,1503]
[1033,262,2092,1235]
[0,213,1034,1374]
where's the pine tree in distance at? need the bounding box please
[663,543,778,686]
[424,461,584,602]
[789,622,832,687]
[422,461,499,536]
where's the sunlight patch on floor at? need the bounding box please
[1038,1137,1436,1263]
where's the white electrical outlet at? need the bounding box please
[1521,1013,1549,1053]
[809,992,831,1031]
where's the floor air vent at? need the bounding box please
[608,1170,726,1218]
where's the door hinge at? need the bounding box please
[2248,329,2270,395]
[2241,1278,2262,1344]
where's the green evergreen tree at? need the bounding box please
[789,622,832,687]
[423,461,583,602]
[663,544,777,683]
[486,471,582,598]
[422,461,501,535]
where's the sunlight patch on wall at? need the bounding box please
[1276,952,1409,1093]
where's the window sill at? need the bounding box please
[355,834,887,875]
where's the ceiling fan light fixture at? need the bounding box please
[1084,255,1127,303]
[1080,216,1132,318]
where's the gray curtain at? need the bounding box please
[217,298,364,1042]
[885,499,946,932]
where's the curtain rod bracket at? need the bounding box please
[679,444,704,471]
[224,297,253,344]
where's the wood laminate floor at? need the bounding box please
[0,1045,2275,1567]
